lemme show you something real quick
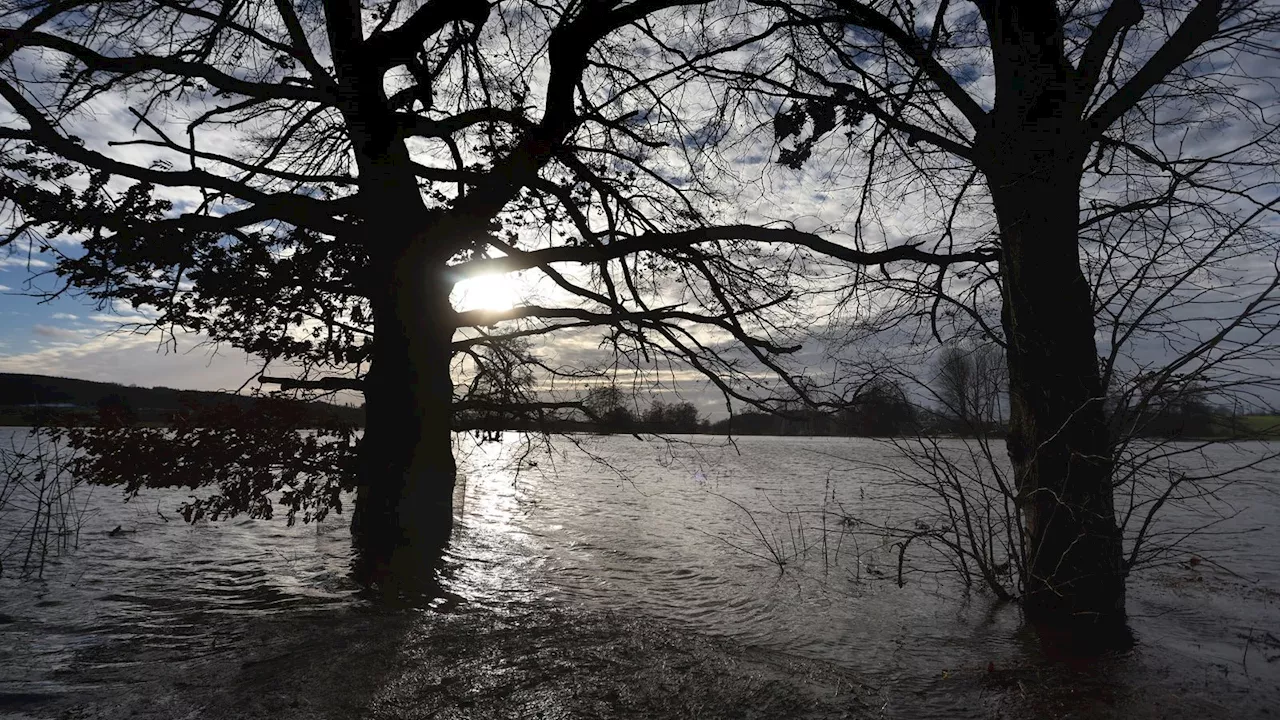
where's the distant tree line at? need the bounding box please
[923,345,1259,440]
[706,380,916,437]
[0,373,361,427]
[1108,375,1226,440]
[461,344,1262,439]
[579,386,704,434]
[567,348,1257,439]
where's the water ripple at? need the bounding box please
[2,433,1278,719]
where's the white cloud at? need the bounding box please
[0,285,10,291]
[31,324,88,341]
[0,329,264,392]
[90,313,156,325]
[0,257,50,269]
[50,312,79,320]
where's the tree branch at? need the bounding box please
[260,374,364,392]
[828,0,989,130]
[0,29,332,103]
[363,0,488,70]
[0,86,354,236]
[789,64,976,160]
[453,225,998,281]
[272,0,337,89]
[1074,0,1144,94]
[396,106,533,139]
[1086,0,1222,135]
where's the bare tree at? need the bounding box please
[933,344,1006,433]
[0,427,90,579]
[684,0,1280,643]
[935,347,975,428]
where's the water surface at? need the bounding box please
[2,432,1277,717]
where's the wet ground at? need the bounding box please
[4,598,1271,720]
[2,604,871,720]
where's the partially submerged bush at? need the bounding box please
[0,427,88,578]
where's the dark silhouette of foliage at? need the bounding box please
[840,380,916,437]
[582,386,637,430]
[642,399,700,433]
[1110,374,1218,439]
[54,399,358,524]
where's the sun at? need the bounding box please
[452,273,521,313]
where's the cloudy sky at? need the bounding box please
[0,268,265,391]
[2,0,1277,418]
[0,260,547,387]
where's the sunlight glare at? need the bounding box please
[452,273,521,313]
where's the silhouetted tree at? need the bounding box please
[582,385,636,430]
[935,348,975,429]
[665,401,700,433]
[1111,374,1217,439]
[841,379,915,437]
[700,0,1280,641]
[643,398,700,433]
[454,337,548,431]
[0,0,843,580]
[932,345,1005,434]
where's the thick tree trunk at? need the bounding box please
[989,160,1129,649]
[348,199,458,584]
[327,43,462,588]
[317,13,505,592]
[975,0,1131,653]
[351,236,457,588]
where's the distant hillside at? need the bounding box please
[0,373,363,426]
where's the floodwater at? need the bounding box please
[2,432,1278,718]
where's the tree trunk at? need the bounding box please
[351,232,457,590]
[988,159,1129,649]
[975,0,1131,653]
[331,49,461,588]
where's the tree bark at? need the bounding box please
[351,233,457,589]
[324,31,464,587]
[979,0,1130,650]
[991,164,1129,649]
